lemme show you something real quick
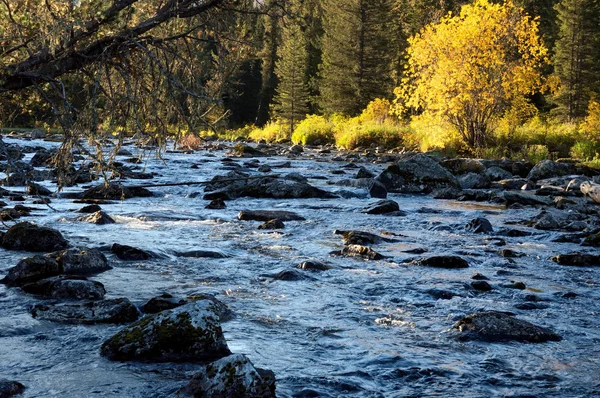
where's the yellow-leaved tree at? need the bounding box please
[395,0,549,148]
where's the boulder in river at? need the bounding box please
[503,191,553,206]
[334,230,396,245]
[0,379,25,397]
[182,354,276,398]
[582,233,600,247]
[465,218,493,234]
[26,182,52,196]
[100,301,230,362]
[550,252,600,266]
[368,180,388,199]
[258,219,285,230]
[55,247,112,274]
[527,160,576,181]
[1,222,68,252]
[454,311,561,342]
[79,210,115,225]
[337,245,384,260]
[21,276,106,300]
[1,256,61,286]
[76,204,102,213]
[82,183,153,200]
[374,153,459,193]
[415,255,469,268]
[580,181,600,204]
[459,173,491,189]
[142,293,188,314]
[238,210,304,222]
[362,199,400,215]
[111,243,152,261]
[296,261,332,271]
[31,298,139,324]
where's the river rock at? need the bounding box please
[82,183,153,200]
[175,250,228,259]
[272,269,310,281]
[528,209,571,230]
[580,181,600,204]
[111,243,152,261]
[527,160,577,181]
[550,252,600,266]
[1,256,61,286]
[582,233,600,247]
[296,261,332,271]
[368,180,388,199]
[504,191,553,206]
[100,301,231,362]
[142,293,188,314]
[258,219,285,230]
[362,199,400,214]
[374,153,459,193]
[485,166,513,181]
[466,218,493,234]
[440,158,486,175]
[459,173,491,189]
[471,281,493,291]
[31,298,139,324]
[415,255,469,268]
[79,210,115,225]
[205,199,226,209]
[26,182,52,196]
[55,247,111,274]
[204,175,335,201]
[334,230,395,245]
[21,276,106,300]
[356,166,375,179]
[494,178,530,190]
[338,245,384,260]
[1,222,68,252]
[76,204,102,213]
[0,379,25,397]
[454,311,561,342]
[182,354,276,398]
[30,148,55,167]
[238,210,304,222]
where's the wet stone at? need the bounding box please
[272,269,311,281]
[175,250,227,259]
[337,245,384,260]
[76,204,102,213]
[466,217,493,234]
[1,222,68,252]
[454,311,561,343]
[471,281,493,292]
[426,289,460,300]
[296,261,332,271]
[471,273,489,280]
[100,301,230,362]
[415,255,469,269]
[142,294,188,314]
[503,281,527,290]
[21,276,106,300]
[111,243,152,261]
[0,379,25,397]
[258,219,285,230]
[334,230,395,245]
[182,354,276,398]
[238,210,304,222]
[362,199,399,215]
[79,210,115,225]
[551,252,600,266]
[205,199,226,209]
[31,298,139,324]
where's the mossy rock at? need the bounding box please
[100,301,230,362]
[182,354,276,398]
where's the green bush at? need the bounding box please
[248,121,290,143]
[291,115,335,145]
[519,144,550,163]
[570,140,600,160]
[335,121,404,150]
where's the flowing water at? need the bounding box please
[0,137,599,397]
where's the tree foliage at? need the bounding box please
[396,0,550,148]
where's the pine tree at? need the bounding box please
[256,0,281,126]
[273,22,310,134]
[319,0,396,116]
[553,0,600,120]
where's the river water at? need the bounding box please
[0,137,599,397]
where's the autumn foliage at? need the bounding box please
[396,0,550,148]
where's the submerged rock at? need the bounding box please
[334,230,396,245]
[76,204,102,213]
[0,379,25,397]
[100,301,230,362]
[22,276,106,300]
[454,311,561,343]
[111,243,152,261]
[205,199,226,209]
[272,269,310,281]
[238,210,304,222]
[415,255,469,269]
[175,250,228,259]
[31,298,139,324]
[182,354,276,398]
[465,218,493,234]
[337,245,384,260]
[1,222,68,252]
[142,294,188,314]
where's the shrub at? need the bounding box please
[404,112,462,153]
[359,98,394,124]
[334,120,405,150]
[248,121,289,143]
[570,140,600,160]
[580,100,600,142]
[519,144,550,163]
[291,115,335,145]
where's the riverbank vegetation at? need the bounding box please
[1,0,599,167]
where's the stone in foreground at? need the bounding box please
[550,252,600,266]
[416,255,469,268]
[0,379,25,398]
[1,222,68,252]
[100,301,231,362]
[182,354,276,398]
[454,311,561,343]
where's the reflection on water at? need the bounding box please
[0,137,599,397]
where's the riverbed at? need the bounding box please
[0,137,598,397]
